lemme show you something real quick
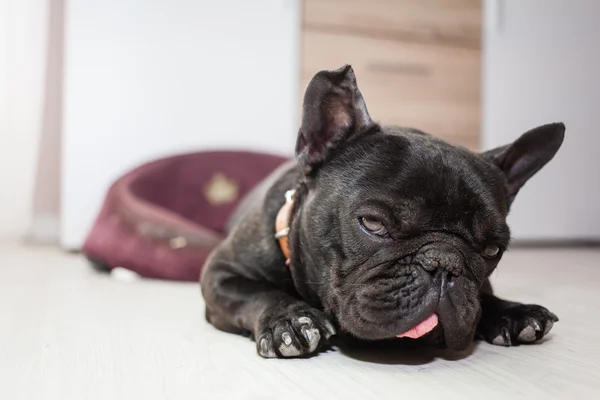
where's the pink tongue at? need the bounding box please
[396,313,439,339]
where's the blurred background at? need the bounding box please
[1,0,599,250]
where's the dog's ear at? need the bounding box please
[296,65,377,175]
[482,123,565,203]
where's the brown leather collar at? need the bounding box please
[274,189,295,266]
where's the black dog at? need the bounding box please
[201,65,563,358]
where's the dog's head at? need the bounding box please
[290,65,565,350]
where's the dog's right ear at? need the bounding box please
[296,65,377,176]
[482,123,565,204]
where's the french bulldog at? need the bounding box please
[200,65,563,358]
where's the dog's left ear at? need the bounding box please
[482,123,565,203]
[296,64,377,175]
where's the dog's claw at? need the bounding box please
[502,327,512,345]
[518,324,537,342]
[297,316,321,352]
[258,336,276,358]
[260,338,269,353]
[324,320,337,338]
[480,303,558,347]
[492,327,512,346]
[301,325,312,342]
[543,320,554,336]
[255,309,335,358]
[282,332,292,346]
[492,335,504,346]
[278,341,301,357]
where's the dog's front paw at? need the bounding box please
[256,307,337,358]
[478,303,559,347]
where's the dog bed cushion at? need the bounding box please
[82,151,288,281]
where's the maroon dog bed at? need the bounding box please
[82,151,288,281]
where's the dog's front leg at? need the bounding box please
[477,279,559,346]
[201,258,336,358]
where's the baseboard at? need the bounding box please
[510,239,600,248]
[25,213,60,245]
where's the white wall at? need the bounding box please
[61,0,301,249]
[483,0,600,240]
[0,0,52,240]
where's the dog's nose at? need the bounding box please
[414,243,463,277]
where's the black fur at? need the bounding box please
[200,65,564,358]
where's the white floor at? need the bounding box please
[1,241,599,400]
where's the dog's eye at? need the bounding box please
[483,244,500,258]
[360,217,388,236]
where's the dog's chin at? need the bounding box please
[336,284,480,351]
[340,310,476,351]
[330,251,483,350]
[337,291,440,341]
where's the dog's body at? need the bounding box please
[201,66,563,358]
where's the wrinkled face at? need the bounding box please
[299,131,511,350]
[291,65,564,350]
